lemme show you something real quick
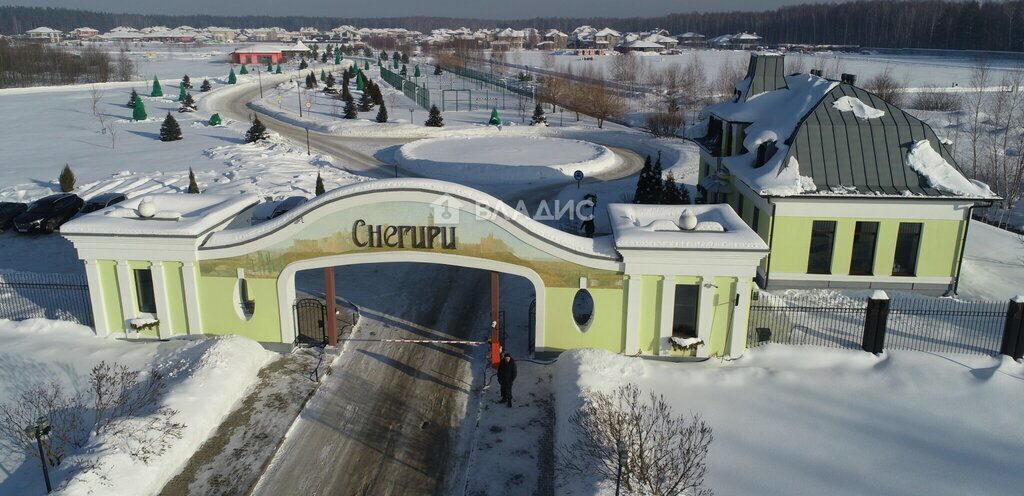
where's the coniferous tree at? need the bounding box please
[187,167,200,194]
[357,89,373,112]
[181,74,192,89]
[414,65,421,78]
[239,64,248,75]
[400,64,407,77]
[334,51,341,65]
[315,173,326,196]
[200,79,212,92]
[299,59,308,70]
[324,73,337,94]
[178,83,187,102]
[425,104,444,127]
[179,93,197,112]
[434,65,443,76]
[660,172,685,204]
[341,76,352,101]
[679,182,691,205]
[364,60,369,70]
[320,52,329,63]
[209,113,223,126]
[369,82,383,106]
[376,102,388,123]
[634,155,653,203]
[127,88,138,107]
[132,95,147,121]
[531,103,547,126]
[275,63,282,74]
[159,112,182,141]
[244,116,270,143]
[488,108,502,126]
[401,52,409,64]
[150,76,163,97]
[59,164,75,192]
[267,61,273,72]
[320,68,327,81]
[343,96,358,119]
[227,68,237,84]
[648,155,665,203]
[392,51,400,62]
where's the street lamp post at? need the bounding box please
[296,80,303,118]
[409,108,414,125]
[256,67,263,99]
[615,439,629,496]
[25,416,52,493]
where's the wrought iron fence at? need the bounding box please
[379,66,431,110]
[747,299,866,350]
[0,272,93,326]
[885,298,1006,355]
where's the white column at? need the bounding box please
[114,260,135,333]
[696,277,716,358]
[180,261,203,335]
[83,260,109,336]
[729,279,753,358]
[658,275,676,355]
[149,261,172,339]
[623,275,642,354]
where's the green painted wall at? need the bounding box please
[197,275,282,342]
[708,277,736,357]
[542,285,627,353]
[635,275,661,355]
[162,262,188,335]
[125,261,157,337]
[98,260,123,334]
[768,216,966,277]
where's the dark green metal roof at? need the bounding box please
[786,84,965,197]
[743,53,788,100]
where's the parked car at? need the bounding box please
[79,192,127,214]
[270,196,308,218]
[0,202,28,231]
[13,194,84,234]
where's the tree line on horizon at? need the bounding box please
[1,1,1024,52]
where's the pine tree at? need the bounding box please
[245,116,270,143]
[376,102,388,123]
[315,173,326,196]
[393,59,399,70]
[425,104,444,127]
[400,64,407,76]
[275,63,282,74]
[228,68,237,84]
[531,103,548,126]
[179,93,197,112]
[209,113,223,126]
[343,96,358,119]
[59,164,75,192]
[648,156,665,203]
[334,51,341,65]
[660,172,685,204]
[370,82,383,105]
[358,88,374,111]
[489,108,501,126]
[341,78,352,101]
[634,155,653,203]
[150,76,163,97]
[178,83,187,102]
[159,112,182,142]
[356,72,364,91]
[414,65,421,78]
[181,74,192,89]
[268,61,274,72]
[187,167,200,194]
[679,182,691,205]
[434,65,443,76]
[127,88,138,107]
[324,73,337,94]
[299,59,308,70]
[132,95,147,121]
[401,52,410,64]
[200,79,212,92]
[320,52,328,63]
[320,68,327,81]
[392,51,400,62]
[364,60,370,70]
[239,64,248,75]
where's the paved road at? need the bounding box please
[251,265,490,496]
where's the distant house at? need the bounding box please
[708,32,764,50]
[691,53,997,295]
[230,40,310,64]
[26,26,61,43]
[494,28,525,50]
[615,39,664,53]
[207,27,237,42]
[73,27,100,40]
[644,33,678,50]
[676,32,705,47]
[593,28,621,49]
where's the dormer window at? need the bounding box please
[755,140,777,168]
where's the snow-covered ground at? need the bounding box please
[553,346,1024,496]
[0,319,274,496]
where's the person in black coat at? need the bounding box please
[497,353,517,407]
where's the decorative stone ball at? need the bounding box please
[679,209,697,230]
[138,197,156,218]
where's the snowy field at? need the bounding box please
[0,319,274,495]
[553,346,1024,496]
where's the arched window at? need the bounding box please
[235,278,255,321]
[572,289,594,329]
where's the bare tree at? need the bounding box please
[985,68,1024,213]
[559,383,713,496]
[542,50,556,69]
[964,63,991,179]
[909,89,962,111]
[89,84,104,117]
[116,49,135,81]
[108,121,118,149]
[679,54,709,126]
[865,66,905,107]
[712,55,746,103]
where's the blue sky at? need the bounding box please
[7,0,845,19]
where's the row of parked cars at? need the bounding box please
[0,193,127,234]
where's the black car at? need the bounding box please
[80,192,128,214]
[270,196,308,218]
[13,194,84,234]
[0,202,28,231]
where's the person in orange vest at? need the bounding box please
[497,353,517,408]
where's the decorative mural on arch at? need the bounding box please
[199,200,623,288]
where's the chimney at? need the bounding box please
[740,52,788,101]
[810,68,822,77]
[841,73,857,85]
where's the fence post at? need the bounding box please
[1000,297,1024,360]
[863,291,890,354]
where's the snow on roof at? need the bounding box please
[622,40,664,49]
[203,178,620,260]
[595,28,621,37]
[608,204,768,251]
[62,194,258,237]
[733,32,763,40]
[905,140,995,197]
[832,96,885,119]
[27,27,61,33]
[644,33,677,44]
[233,43,296,54]
[678,32,704,38]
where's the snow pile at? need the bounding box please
[62,194,258,236]
[0,319,275,496]
[831,96,885,119]
[395,136,619,185]
[905,140,994,197]
[553,346,1024,495]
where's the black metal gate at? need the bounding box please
[294,298,326,344]
[528,299,536,353]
